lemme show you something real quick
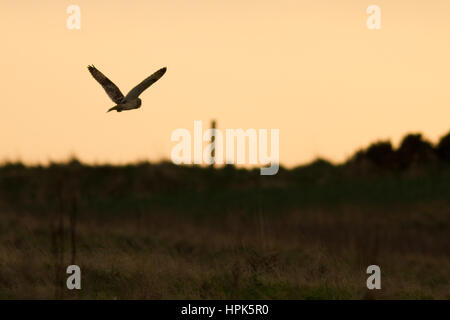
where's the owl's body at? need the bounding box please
[108,98,142,112]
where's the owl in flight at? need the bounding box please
[88,65,166,112]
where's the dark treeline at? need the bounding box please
[349,132,450,170]
[1,131,450,215]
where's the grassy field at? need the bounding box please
[0,170,449,299]
[1,137,450,299]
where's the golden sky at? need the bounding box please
[1,0,450,167]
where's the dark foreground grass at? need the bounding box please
[1,160,449,299]
[0,201,448,299]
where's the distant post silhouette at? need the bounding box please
[210,120,216,167]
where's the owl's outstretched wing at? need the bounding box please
[125,67,166,100]
[88,65,125,104]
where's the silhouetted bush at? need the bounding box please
[345,133,445,173]
[396,134,437,169]
[365,141,396,169]
[291,158,337,182]
[437,132,450,162]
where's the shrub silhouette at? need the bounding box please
[365,141,396,169]
[347,133,442,172]
[396,134,437,169]
[436,132,450,162]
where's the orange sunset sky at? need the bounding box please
[1,0,450,167]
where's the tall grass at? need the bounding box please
[0,160,449,299]
[0,201,448,299]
